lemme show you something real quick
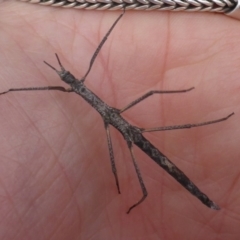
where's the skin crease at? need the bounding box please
[0,1,240,239]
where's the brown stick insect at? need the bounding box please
[0,11,234,214]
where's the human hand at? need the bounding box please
[0,1,239,239]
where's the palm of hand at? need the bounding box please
[0,1,239,239]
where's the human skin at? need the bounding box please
[0,1,240,239]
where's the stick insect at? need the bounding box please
[1,11,234,214]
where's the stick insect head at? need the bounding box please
[44,54,76,85]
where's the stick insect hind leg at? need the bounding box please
[126,141,147,214]
[119,87,234,131]
[119,87,234,213]
[140,112,234,133]
[104,122,148,213]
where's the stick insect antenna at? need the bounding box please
[44,53,65,74]
[81,9,125,83]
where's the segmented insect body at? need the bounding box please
[0,12,234,213]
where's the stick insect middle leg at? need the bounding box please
[120,87,194,113]
[119,86,234,132]
[104,122,121,194]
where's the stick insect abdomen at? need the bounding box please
[132,133,220,210]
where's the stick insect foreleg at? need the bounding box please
[81,10,125,83]
[0,86,73,95]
